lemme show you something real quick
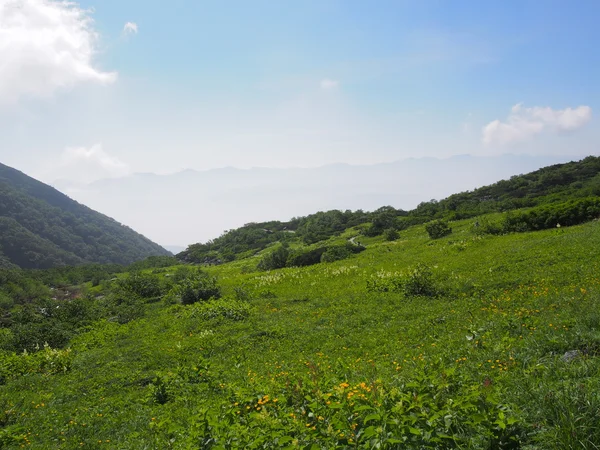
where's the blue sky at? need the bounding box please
[1,0,599,182]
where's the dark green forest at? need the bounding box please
[0,163,170,269]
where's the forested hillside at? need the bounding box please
[0,163,170,269]
[410,155,600,220]
[179,156,600,264]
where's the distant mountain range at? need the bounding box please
[0,162,171,269]
[52,154,589,246]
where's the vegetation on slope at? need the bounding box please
[409,155,600,222]
[179,156,600,265]
[1,157,600,448]
[0,163,171,269]
[1,215,600,448]
[178,207,405,264]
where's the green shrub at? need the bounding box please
[321,242,366,263]
[425,219,452,239]
[257,245,289,271]
[115,272,163,298]
[100,291,145,324]
[383,228,399,241]
[366,263,439,297]
[286,247,327,267]
[180,298,251,321]
[321,245,351,263]
[473,217,504,236]
[0,291,14,311]
[403,263,438,297]
[175,273,221,305]
[503,197,600,232]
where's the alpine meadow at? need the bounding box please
[1,157,600,449]
[2,1,600,448]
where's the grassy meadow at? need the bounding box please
[2,217,600,449]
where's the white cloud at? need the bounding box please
[56,144,130,183]
[483,103,592,145]
[320,78,339,90]
[123,21,138,35]
[0,0,117,104]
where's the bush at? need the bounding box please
[175,273,221,305]
[383,228,399,241]
[425,219,452,239]
[366,263,440,297]
[287,247,327,267]
[114,272,164,298]
[181,298,251,321]
[321,245,352,263]
[100,292,145,324]
[502,197,600,232]
[257,246,289,271]
[403,263,439,297]
[473,217,504,236]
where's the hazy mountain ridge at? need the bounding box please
[53,154,589,246]
[0,162,171,269]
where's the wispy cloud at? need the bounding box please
[0,0,117,105]
[123,21,138,35]
[483,104,592,145]
[320,78,339,90]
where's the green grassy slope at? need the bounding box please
[0,163,171,269]
[1,217,600,448]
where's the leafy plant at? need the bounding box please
[383,228,400,241]
[175,272,221,305]
[257,245,290,271]
[425,219,453,239]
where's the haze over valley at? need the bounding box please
[52,153,583,246]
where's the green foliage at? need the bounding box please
[179,157,600,266]
[321,245,352,263]
[502,197,600,232]
[364,206,405,237]
[367,263,440,297]
[104,297,145,325]
[0,162,170,269]
[5,298,96,352]
[403,263,439,297]
[473,217,505,236]
[286,246,327,267]
[127,255,178,271]
[114,272,164,299]
[178,297,251,321]
[383,228,400,241]
[471,197,600,236]
[180,209,387,264]
[425,219,453,239]
[3,159,600,449]
[257,245,290,271]
[321,242,366,264]
[174,272,221,305]
[410,155,600,222]
[0,343,73,384]
[297,209,372,244]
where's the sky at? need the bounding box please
[0,0,598,185]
